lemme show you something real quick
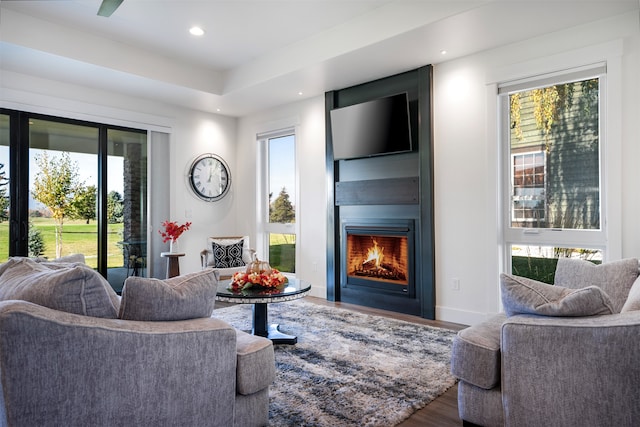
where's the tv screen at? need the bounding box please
[330,92,412,161]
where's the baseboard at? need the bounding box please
[436,305,498,327]
[307,285,326,299]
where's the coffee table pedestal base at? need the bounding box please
[253,303,298,345]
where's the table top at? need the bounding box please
[216,277,311,304]
[160,252,186,257]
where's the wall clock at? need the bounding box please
[188,153,231,202]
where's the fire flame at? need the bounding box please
[364,239,384,267]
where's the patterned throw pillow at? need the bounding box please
[212,241,246,268]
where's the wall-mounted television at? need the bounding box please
[330,92,412,161]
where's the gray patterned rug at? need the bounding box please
[213,298,458,427]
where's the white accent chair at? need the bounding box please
[200,236,252,279]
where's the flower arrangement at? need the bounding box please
[158,220,192,243]
[230,269,288,291]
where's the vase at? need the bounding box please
[169,239,178,253]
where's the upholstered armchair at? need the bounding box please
[451,258,640,426]
[0,257,275,427]
[200,236,252,278]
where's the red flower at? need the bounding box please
[158,220,192,243]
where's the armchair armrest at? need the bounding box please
[200,248,211,269]
[501,311,640,427]
[0,300,239,427]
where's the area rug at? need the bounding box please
[212,298,458,426]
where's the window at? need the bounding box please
[258,129,296,273]
[511,151,546,224]
[500,67,605,282]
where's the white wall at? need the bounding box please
[0,71,240,278]
[236,97,328,298]
[433,11,640,325]
[236,11,640,324]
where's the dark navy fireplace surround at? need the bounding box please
[325,66,435,319]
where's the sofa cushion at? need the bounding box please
[450,313,506,390]
[554,258,639,313]
[205,236,252,268]
[501,273,614,317]
[621,275,640,312]
[0,257,119,318]
[119,269,218,321]
[234,329,276,395]
[212,240,245,268]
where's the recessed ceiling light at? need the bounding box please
[440,50,447,55]
[189,26,205,36]
[298,92,303,96]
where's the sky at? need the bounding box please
[0,147,124,209]
[268,134,296,205]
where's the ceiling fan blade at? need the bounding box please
[97,0,124,17]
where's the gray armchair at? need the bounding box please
[451,258,640,427]
[0,257,275,427]
[0,300,275,427]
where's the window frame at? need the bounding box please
[510,150,547,225]
[499,66,608,270]
[0,108,148,288]
[256,127,298,275]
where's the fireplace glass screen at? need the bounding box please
[346,233,409,286]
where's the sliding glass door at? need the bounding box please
[0,114,9,260]
[0,109,147,292]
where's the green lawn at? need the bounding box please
[269,233,295,273]
[0,218,125,269]
[0,221,294,273]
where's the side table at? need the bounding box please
[160,252,185,278]
[215,278,311,344]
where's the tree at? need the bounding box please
[31,152,82,258]
[28,225,46,257]
[269,187,295,223]
[0,163,8,222]
[107,191,124,223]
[70,185,97,224]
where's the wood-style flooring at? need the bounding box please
[216,296,467,426]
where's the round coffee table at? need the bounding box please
[215,278,311,344]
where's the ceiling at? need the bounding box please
[1,0,638,117]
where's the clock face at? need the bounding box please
[188,154,231,201]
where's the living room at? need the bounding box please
[1,2,640,324]
[1,1,640,424]
[3,1,639,328]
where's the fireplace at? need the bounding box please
[326,67,434,319]
[341,219,414,298]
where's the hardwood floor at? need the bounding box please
[215,296,467,426]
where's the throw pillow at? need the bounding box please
[554,258,639,313]
[119,269,218,321]
[206,236,252,267]
[0,257,120,318]
[621,275,640,312]
[212,241,246,268]
[500,273,614,317]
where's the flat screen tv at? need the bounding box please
[330,92,412,161]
